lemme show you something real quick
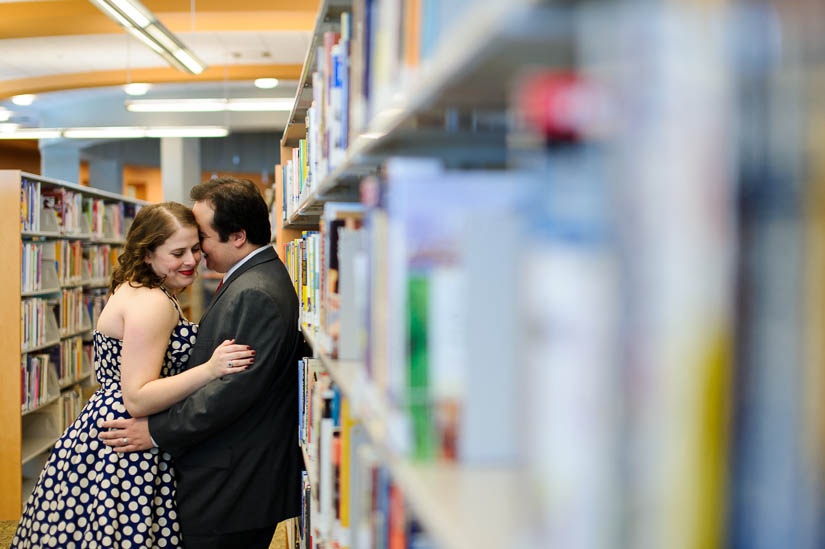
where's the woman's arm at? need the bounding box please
[120,288,252,417]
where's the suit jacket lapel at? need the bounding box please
[199,246,278,325]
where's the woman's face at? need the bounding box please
[145,225,202,290]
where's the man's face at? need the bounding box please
[192,200,234,274]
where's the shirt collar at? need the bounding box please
[222,244,271,283]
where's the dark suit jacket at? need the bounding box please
[148,246,302,537]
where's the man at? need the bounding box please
[101,177,303,548]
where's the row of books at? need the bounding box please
[282,13,351,221]
[282,204,366,361]
[22,177,137,237]
[297,357,436,549]
[59,386,84,433]
[22,352,90,422]
[21,298,55,351]
[281,0,503,221]
[297,357,345,546]
[22,240,118,294]
[21,178,41,232]
[284,142,310,220]
[21,242,49,293]
[319,204,365,360]
[82,244,116,282]
[58,288,90,336]
[57,240,84,283]
[285,160,539,464]
[298,358,326,462]
[22,289,102,351]
[84,288,107,333]
[21,352,56,413]
[58,336,88,387]
[285,231,322,332]
[350,0,472,144]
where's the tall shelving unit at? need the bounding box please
[274,1,559,548]
[0,170,146,519]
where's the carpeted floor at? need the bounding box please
[0,522,13,547]
[0,519,287,548]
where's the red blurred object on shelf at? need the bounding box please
[517,72,612,142]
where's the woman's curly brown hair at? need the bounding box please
[110,202,198,294]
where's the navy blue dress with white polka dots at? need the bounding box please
[12,290,197,549]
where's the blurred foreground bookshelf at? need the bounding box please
[0,170,146,518]
[274,1,558,547]
[274,0,825,548]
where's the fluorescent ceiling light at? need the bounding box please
[0,128,61,139]
[88,0,206,75]
[88,0,131,27]
[108,0,151,27]
[0,125,228,139]
[172,49,205,75]
[254,78,279,89]
[125,97,293,112]
[145,127,229,138]
[227,98,293,111]
[63,127,147,139]
[12,94,35,106]
[144,24,179,52]
[126,99,225,112]
[123,82,151,96]
[126,26,163,54]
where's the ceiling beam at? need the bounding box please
[0,0,318,38]
[0,64,302,98]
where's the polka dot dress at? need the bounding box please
[12,292,197,549]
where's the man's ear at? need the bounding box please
[231,230,247,248]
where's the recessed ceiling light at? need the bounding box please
[124,83,152,96]
[12,94,35,106]
[254,78,280,89]
[0,108,11,122]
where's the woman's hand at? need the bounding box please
[207,339,255,378]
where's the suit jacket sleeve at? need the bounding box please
[148,288,292,457]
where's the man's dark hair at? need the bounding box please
[190,177,271,245]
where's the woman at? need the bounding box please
[12,202,254,549]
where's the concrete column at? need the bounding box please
[88,156,122,194]
[161,137,200,205]
[40,142,81,184]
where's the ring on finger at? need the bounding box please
[122,437,128,445]
[229,360,233,367]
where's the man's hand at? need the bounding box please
[100,417,154,452]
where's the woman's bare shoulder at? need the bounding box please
[98,285,173,338]
[112,284,174,312]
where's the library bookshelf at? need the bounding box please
[0,170,146,519]
[271,1,561,548]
